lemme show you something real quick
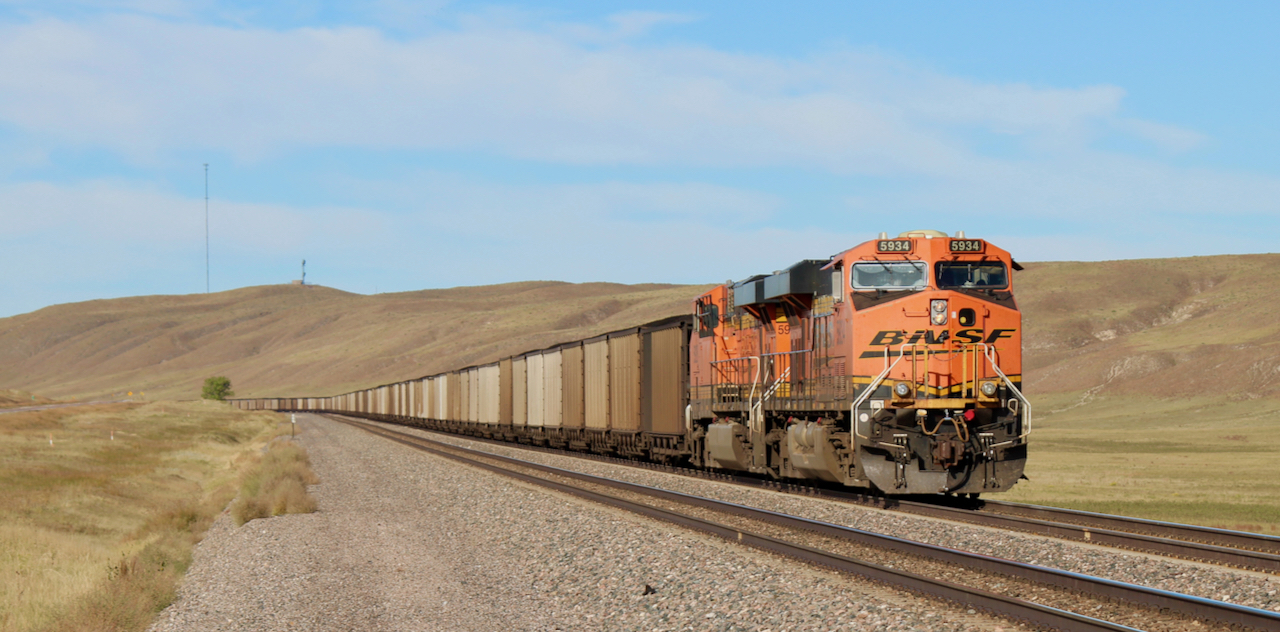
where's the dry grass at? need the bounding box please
[0,390,54,409]
[0,400,286,632]
[5,254,1280,405]
[5,255,1280,534]
[991,254,1280,530]
[1016,254,1280,400]
[230,441,319,525]
[1002,393,1280,532]
[0,281,709,401]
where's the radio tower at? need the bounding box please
[204,163,210,294]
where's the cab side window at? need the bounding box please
[696,300,720,338]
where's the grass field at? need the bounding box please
[3,254,1280,599]
[0,400,292,632]
[0,390,54,409]
[1001,392,1280,532]
[1,391,1276,632]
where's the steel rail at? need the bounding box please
[353,411,1280,574]
[326,414,1280,632]
[799,486,1280,574]
[980,500,1280,556]
[326,414,1137,632]
[896,500,1280,573]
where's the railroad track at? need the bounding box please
[889,496,1280,574]
[360,414,1280,575]
[981,499,1280,557]
[323,413,1280,632]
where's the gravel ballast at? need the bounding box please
[378,419,1280,614]
[151,414,1018,632]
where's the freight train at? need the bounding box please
[234,229,1029,496]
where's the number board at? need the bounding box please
[950,239,985,253]
[877,239,913,253]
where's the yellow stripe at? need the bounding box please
[850,375,1022,395]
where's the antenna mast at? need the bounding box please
[301,259,306,286]
[204,163,209,294]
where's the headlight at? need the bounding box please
[930,299,948,325]
[894,382,913,397]
[980,381,998,397]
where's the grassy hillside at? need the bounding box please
[1003,254,1280,529]
[0,390,54,409]
[1015,254,1280,401]
[6,254,1279,404]
[0,282,709,401]
[2,254,1280,529]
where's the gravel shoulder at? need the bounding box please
[378,419,1280,614]
[151,414,1015,632]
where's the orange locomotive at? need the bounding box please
[687,229,1028,495]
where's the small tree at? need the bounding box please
[202,376,234,401]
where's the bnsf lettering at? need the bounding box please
[986,328,1016,343]
[869,329,1017,346]
[906,330,949,344]
[870,330,904,346]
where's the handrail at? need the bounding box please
[758,366,791,403]
[977,343,1031,442]
[711,356,762,408]
[758,349,811,357]
[851,342,1029,445]
[758,349,806,397]
[750,365,791,435]
[851,343,911,441]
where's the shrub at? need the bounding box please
[200,376,233,401]
[231,441,319,525]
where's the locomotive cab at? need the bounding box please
[688,230,1029,495]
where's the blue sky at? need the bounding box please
[2,1,1278,317]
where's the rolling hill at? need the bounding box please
[1,253,1278,405]
[4,254,1280,527]
[0,281,710,400]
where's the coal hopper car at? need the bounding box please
[236,229,1028,496]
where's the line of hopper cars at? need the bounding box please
[235,229,1030,496]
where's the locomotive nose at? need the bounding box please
[930,299,948,325]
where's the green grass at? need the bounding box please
[1002,393,1280,533]
[0,400,292,632]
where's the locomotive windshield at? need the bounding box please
[850,261,927,290]
[935,261,1009,289]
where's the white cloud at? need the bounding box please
[1111,117,1207,153]
[0,176,813,315]
[555,10,697,44]
[0,13,1195,172]
[1,8,1278,319]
